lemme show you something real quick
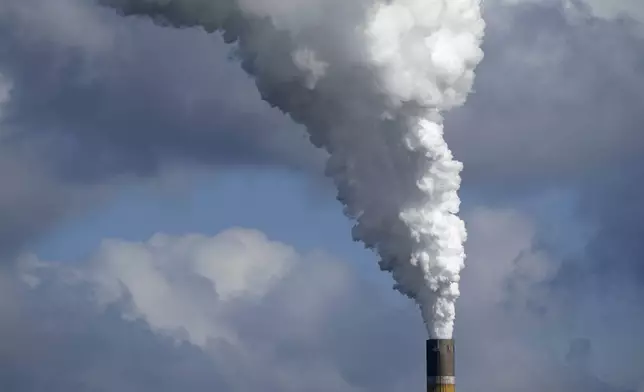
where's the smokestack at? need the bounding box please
[426,339,455,392]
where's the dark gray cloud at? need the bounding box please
[531,165,644,390]
[485,4,644,379]
[449,0,644,190]
[449,8,644,386]
[0,0,322,257]
[0,271,229,392]
[0,0,320,178]
[0,148,101,260]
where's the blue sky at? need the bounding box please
[34,168,371,264]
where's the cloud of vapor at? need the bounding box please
[2,211,641,391]
[102,0,485,338]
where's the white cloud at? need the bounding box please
[15,227,416,392]
[55,229,298,347]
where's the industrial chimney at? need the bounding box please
[426,339,455,392]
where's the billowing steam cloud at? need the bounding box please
[102,0,484,338]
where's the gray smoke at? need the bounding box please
[101,0,484,338]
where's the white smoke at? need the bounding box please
[102,0,484,338]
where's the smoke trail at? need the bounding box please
[102,0,484,338]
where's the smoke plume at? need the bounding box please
[102,0,484,338]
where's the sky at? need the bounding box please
[1,0,644,391]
